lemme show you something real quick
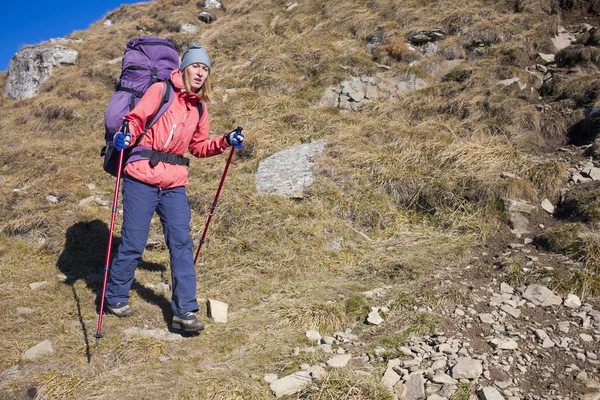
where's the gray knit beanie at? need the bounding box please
[179,44,211,72]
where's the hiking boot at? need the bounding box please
[107,302,134,318]
[172,312,205,332]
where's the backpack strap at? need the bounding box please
[130,81,174,148]
[197,101,204,120]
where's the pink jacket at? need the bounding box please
[123,69,229,189]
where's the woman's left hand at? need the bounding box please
[226,131,245,149]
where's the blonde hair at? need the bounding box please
[181,67,213,103]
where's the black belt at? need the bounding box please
[130,149,190,167]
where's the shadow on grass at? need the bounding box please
[56,219,173,361]
[567,115,599,146]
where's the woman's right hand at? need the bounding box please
[113,132,132,151]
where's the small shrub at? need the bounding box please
[451,382,473,400]
[443,67,472,83]
[558,182,600,222]
[499,258,525,286]
[528,161,567,199]
[299,369,395,399]
[345,293,371,322]
[534,224,590,257]
[373,39,421,65]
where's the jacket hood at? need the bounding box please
[170,69,185,91]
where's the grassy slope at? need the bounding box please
[0,0,596,398]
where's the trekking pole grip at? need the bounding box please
[121,120,130,139]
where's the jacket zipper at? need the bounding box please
[163,112,189,149]
[164,124,176,149]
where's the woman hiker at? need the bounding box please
[104,44,244,332]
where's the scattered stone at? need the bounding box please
[407,27,446,44]
[500,282,514,294]
[538,53,555,63]
[504,199,536,214]
[431,373,458,385]
[307,365,327,380]
[478,387,505,400]
[500,304,521,319]
[22,340,54,361]
[203,0,222,8]
[206,299,228,323]
[489,338,518,350]
[582,166,600,181]
[46,195,58,203]
[522,284,562,307]
[94,197,109,207]
[551,27,576,51]
[367,308,384,325]
[197,11,216,24]
[479,313,495,324]
[381,366,401,389]
[541,198,555,214]
[16,307,35,315]
[451,358,483,379]
[270,371,312,398]
[394,383,408,399]
[581,393,600,400]
[306,330,322,343]
[29,281,48,290]
[326,354,351,368]
[580,334,594,343]
[179,23,197,33]
[497,77,526,90]
[264,373,278,384]
[564,294,582,309]
[406,371,426,399]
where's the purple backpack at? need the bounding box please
[101,37,180,176]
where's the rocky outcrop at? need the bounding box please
[4,45,78,100]
[320,73,428,111]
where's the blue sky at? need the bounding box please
[0,1,151,71]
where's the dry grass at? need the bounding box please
[0,0,595,398]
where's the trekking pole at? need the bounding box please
[193,127,242,266]
[93,120,129,349]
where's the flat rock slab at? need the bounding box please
[522,284,562,307]
[327,354,351,368]
[22,340,54,361]
[451,358,483,379]
[207,299,228,323]
[270,371,312,398]
[256,140,326,198]
[479,387,505,400]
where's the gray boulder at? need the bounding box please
[22,340,54,361]
[255,140,326,198]
[5,45,78,99]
